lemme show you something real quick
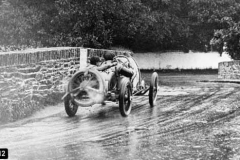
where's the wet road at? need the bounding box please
[1,73,240,160]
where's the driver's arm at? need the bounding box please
[96,61,117,71]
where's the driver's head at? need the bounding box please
[90,56,101,65]
[103,52,115,61]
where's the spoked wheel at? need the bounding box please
[149,72,158,107]
[119,78,132,117]
[64,94,78,117]
[67,69,105,107]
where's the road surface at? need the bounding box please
[1,73,240,160]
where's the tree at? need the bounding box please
[2,0,240,54]
[188,0,240,52]
[211,17,240,59]
[0,0,59,47]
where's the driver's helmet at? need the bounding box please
[90,56,101,65]
[103,52,115,61]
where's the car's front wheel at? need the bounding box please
[64,95,79,117]
[149,72,158,107]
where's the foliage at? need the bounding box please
[1,0,240,54]
[211,17,240,59]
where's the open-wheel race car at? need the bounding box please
[62,53,158,117]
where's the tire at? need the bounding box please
[64,94,79,117]
[68,69,105,107]
[149,72,158,107]
[119,78,132,117]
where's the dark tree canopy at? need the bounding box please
[1,0,240,58]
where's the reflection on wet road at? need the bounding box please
[1,74,240,160]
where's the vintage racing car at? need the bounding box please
[62,53,158,117]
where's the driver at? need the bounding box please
[87,54,117,104]
[88,53,134,82]
[88,55,117,71]
[88,54,117,89]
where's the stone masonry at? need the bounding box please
[218,61,240,79]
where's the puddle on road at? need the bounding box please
[158,86,201,95]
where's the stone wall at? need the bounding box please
[0,47,132,123]
[218,61,240,79]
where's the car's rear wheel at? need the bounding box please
[119,78,132,117]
